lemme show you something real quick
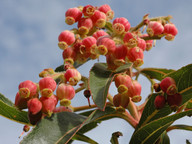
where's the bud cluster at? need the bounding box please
[113,73,142,108]
[15,68,81,125]
[58,4,177,70]
[154,77,182,111]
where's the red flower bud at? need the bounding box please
[113,93,121,107]
[40,95,57,117]
[127,80,142,102]
[56,83,75,100]
[82,5,95,17]
[15,92,29,110]
[65,7,82,25]
[98,4,114,20]
[23,125,30,132]
[160,77,177,95]
[154,95,166,109]
[62,47,76,65]
[96,36,116,55]
[127,47,144,67]
[39,77,57,97]
[137,38,146,51]
[147,21,164,36]
[78,18,93,35]
[123,32,137,48]
[163,23,178,41]
[114,74,132,94]
[113,17,131,34]
[167,93,182,111]
[28,111,42,125]
[19,80,38,98]
[64,68,81,86]
[58,30,75,50]
[140,34,153,51]
[80,36,97,56]
[113,93,130,108]
[113,45,128,66]
[27,98,42,115]
[91,10,106,28]
[92,30,108,40]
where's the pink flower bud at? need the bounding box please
[19,80,38,98]
[167,93,182,111]
[82,5,95,17]
[98,4,114,20]
[27,98,42,115]
[65,7,82,25]
[15,92,30,110]
[163,23,178,41]
[39,77,57,97]
[96,36,116,55]
[127,47,144,67]
[113,17,131,34]
[147,21,164,36]
[80,36,97,55]
[58,30,75,50]
[56,83,75,100]
[127,80,142,102]
[113,45,128,66]
[154,95,166,109]
[160,77,177,95]
[62,47,76,65]
[91,10,106,28]
[40,95,57,117]
[92,30,108,40]
[123,32,138,48]
[64,68,81,86]
[114,74,132,94]
[78,18,93,35]
[137,38,146,51]
[140,34,153,51]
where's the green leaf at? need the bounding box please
[167,124,192,132]
[136,93,172,130]
[21,112,87,144]
[141,68,175,81]
[130,109,192,144]
[21,107,125,144]
[0,93,29,125]
[72,133,98,144]
[89,63,132,110]
[0,93,14,106]
[158,131,170,144]
[110,131,123,144]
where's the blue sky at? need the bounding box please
[0,0,192,144]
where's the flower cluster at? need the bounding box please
[112,73,142,108]
[58,5,178,70]
[154,77,182,111]
[14,4,179,125]
[15,68,80,125]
